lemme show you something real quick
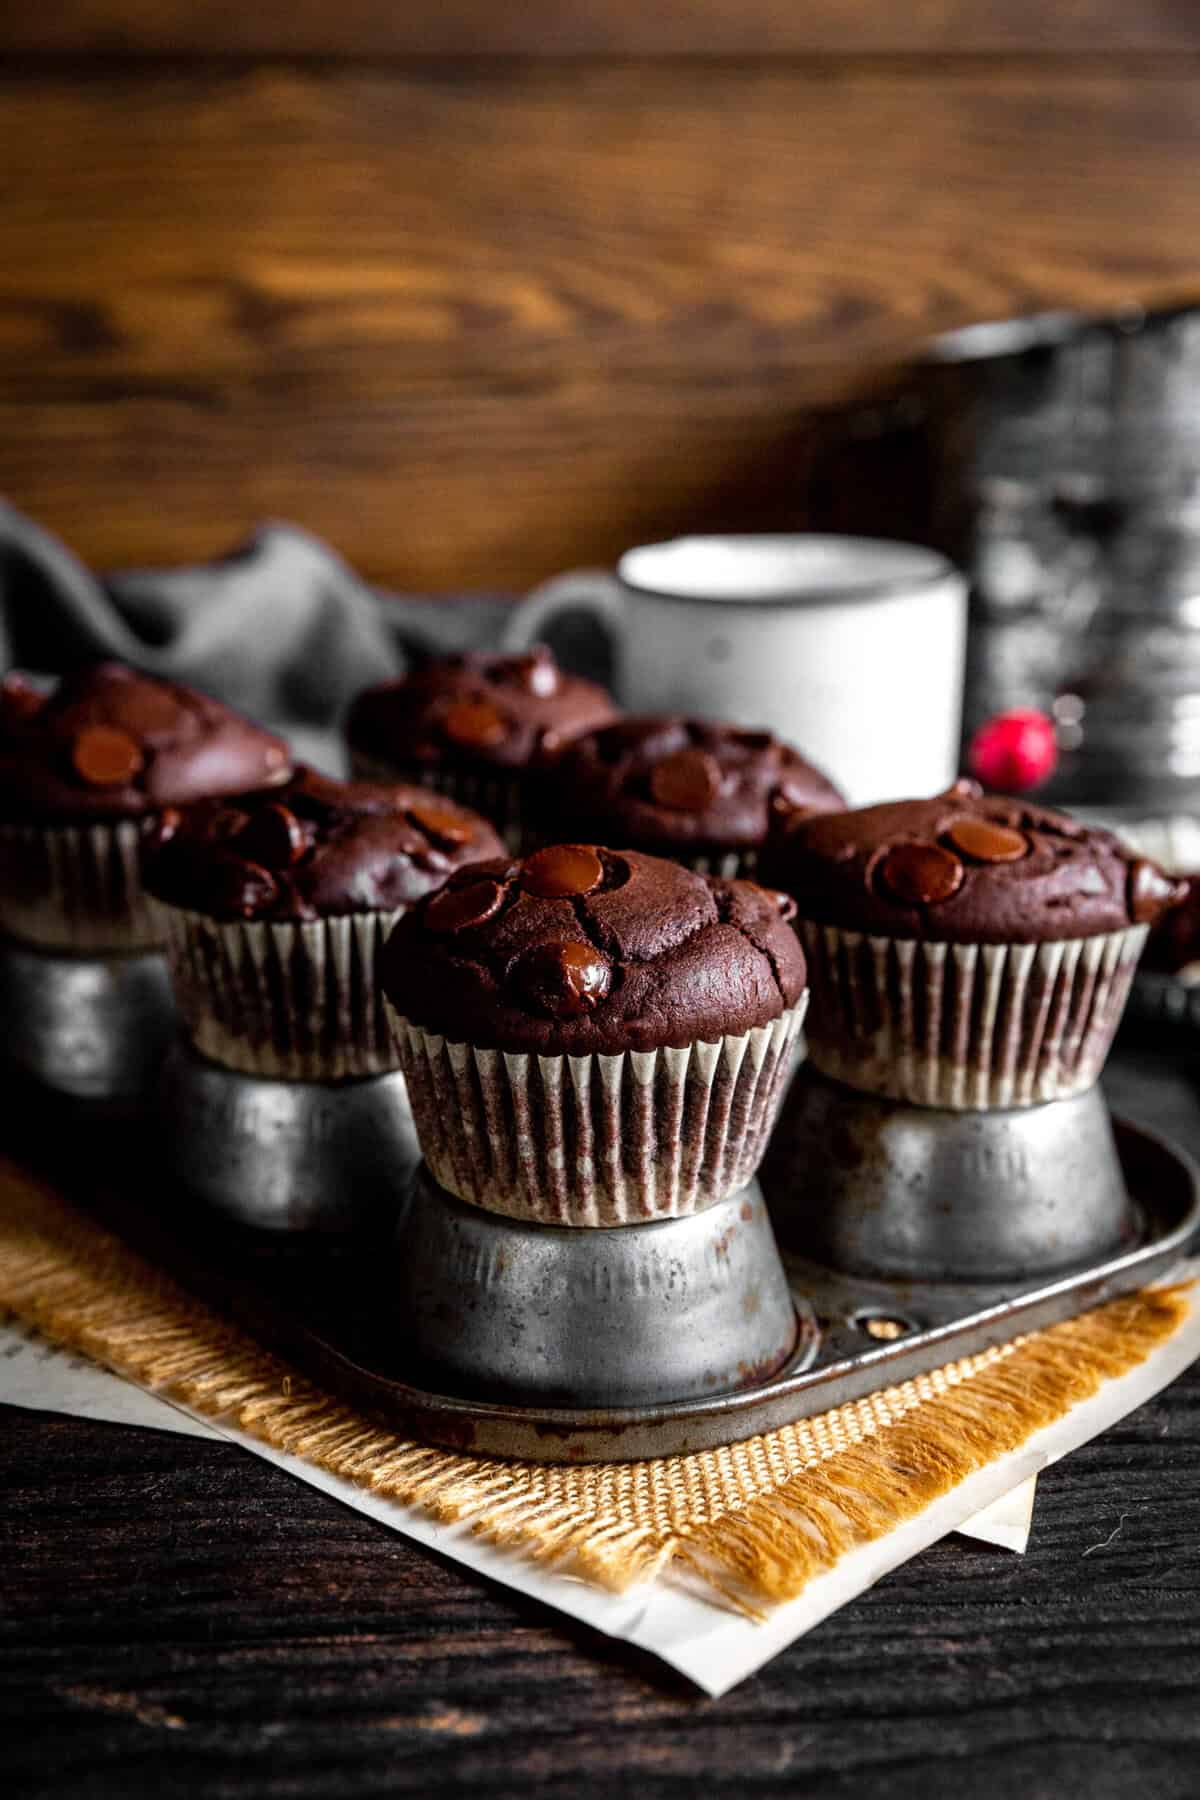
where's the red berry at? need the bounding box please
[968,708,1058,794]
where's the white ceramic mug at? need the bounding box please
[501,534,968,805]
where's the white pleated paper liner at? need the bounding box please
[797,920,1148,1110]
[348,750,524,851]
[384,998,807,1226]
[0,819,162,952]
[686,848,757,879]
[159,904,405,1080]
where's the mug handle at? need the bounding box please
[499,568,626,655]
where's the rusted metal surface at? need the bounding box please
[386,1169,804,1408]
[269,1116,1197,1462]
[4,1069,1196,1466]
[158,1038,420,1234]
[763,1069,1138,1281]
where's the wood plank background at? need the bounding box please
[7,3,1200,56]
[2,10,1200,589]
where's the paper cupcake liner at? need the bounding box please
[384,998,807,1225]
[797,920,1148,1109]
[348,750,523,851]
[0,819,162,952]
[683,848,756,879]
[159,905,405,1080]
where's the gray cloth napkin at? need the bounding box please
[0,501,516,727]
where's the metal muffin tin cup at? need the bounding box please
[157,1037,421,1233]
[0,933,176,1102]
[763,1065,1139,1282]
[387,1163,802,1407]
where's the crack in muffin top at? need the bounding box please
[380,843,807,1055]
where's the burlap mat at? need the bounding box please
[0,1157,1189,1618]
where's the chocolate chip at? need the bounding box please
[521,843,604,899]
[212,856,279,920]
[441,698,508,749]
[0,672,44,725]
[1026,808,1085,840]
[944,816,1030,864]
[510,651,559,698]
[196,805,250,844]
[425,876,506,933]
[946,776,984,799]
[650,748,722,813]
[116,683,185,735]
[71,724,144,788]
[878,841,964,906]
[236,803,310,869]
[408,802,471,847]
[1128,856,1186,925]
[412,846,453,876]
[143,806,183,855]
[769,888,798,923]
[516,940,612,1018]
[774,779,824,816]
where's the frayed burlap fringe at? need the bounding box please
[0,1159,1188,1618]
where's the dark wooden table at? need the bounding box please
[3,1033,1199,1800]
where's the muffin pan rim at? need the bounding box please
[8,1093,1196,1466]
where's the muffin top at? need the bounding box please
[345,647,618,774]
[380,843,806,1055]
[539,716,844,854]
[143,766,505,923]
[761,780,1184,944]
[0,662,291,824]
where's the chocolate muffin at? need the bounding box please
[762,779,1183,1108]
[380,843,808,1224]
[535,715,844,876]
[144,767,504,1080]
[1098,818,1200,983]
[0,662,290,951]
[1142,875,1200,979]
[344,647,618,848]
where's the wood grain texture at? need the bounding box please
[3,64,1200,588]
[3,1365,1199,1796]
[5,1,1200,57]
[2,1040,1198,1797]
